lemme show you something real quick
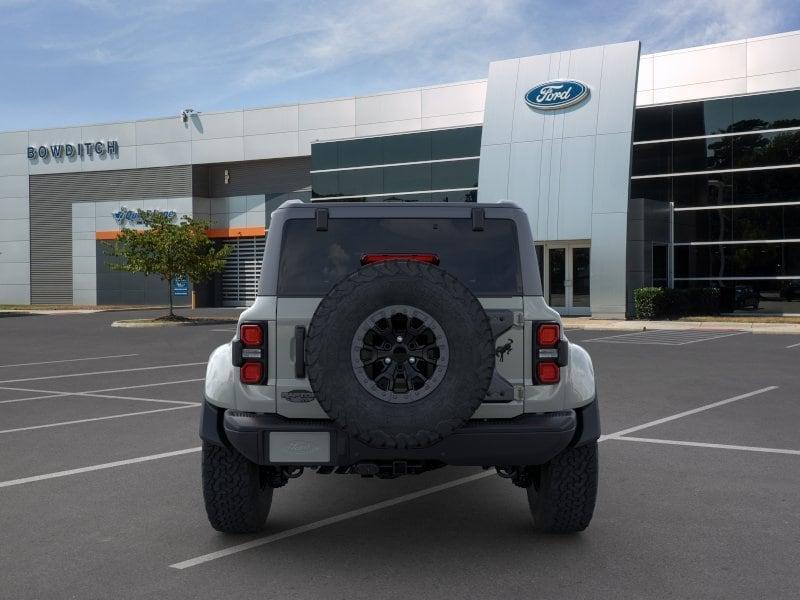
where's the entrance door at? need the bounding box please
[537,243,591,316]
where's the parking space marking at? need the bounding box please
[786,342,800,349]
[0,391,69,404]
[0,382,202,406]
[0,447,201,489]
[600,386,778,440]
[611,436,800,456]
[169,471,495,570]
[0,362,207,385]
[211,329,235,333]
[0,353,138,369]
[86,378,205,394]
[0,404,198,435]
[583,329,746,345]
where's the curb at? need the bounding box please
[111,318,238,328]
[561,318,800,335]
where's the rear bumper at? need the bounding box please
[201,399,600,467]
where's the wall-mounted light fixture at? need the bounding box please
[181,108,196,124]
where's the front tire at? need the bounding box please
[526,442,598,533]
[202,442,273,533]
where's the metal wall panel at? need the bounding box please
[480,41,641,317]
[28,165,192,304]
[206,157,310,198]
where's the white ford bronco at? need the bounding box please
[201,201,599,534]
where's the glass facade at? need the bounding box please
[631,89,800,313]
[311,126,481,202]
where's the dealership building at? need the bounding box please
[1,30,800,317]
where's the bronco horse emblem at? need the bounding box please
[495,338,513,362]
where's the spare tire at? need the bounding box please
[306,260,495,449]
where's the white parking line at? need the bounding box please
[600,386,778,440]
[0,391,69,404]
[583,330,746,345]
[0,384,783,570]
[611,436,800,456]
[0,379,204,406]
[170,471,495,570]
[0,362,207,385]
[87,378,205,394]
[211,329,235,333]
[786,342,800,349]
[0,447,202,488]
[0,353,139,369]
[79,393,198,406]
[0,404,198,435]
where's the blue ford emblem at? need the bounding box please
[524,80,589,110]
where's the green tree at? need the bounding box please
[105,210,231,319]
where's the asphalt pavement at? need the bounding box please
[0,309,798,599]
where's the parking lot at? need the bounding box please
[1,310,798,599]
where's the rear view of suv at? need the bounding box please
[200,200,599,534]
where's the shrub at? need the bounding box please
[633,287,663,319]
[633,286,720,319]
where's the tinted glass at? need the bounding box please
[733,167,800,204]
[339,138,383,168]
[673,98,732,137]
[672,172,733,208]
[371,193,432,202]
[338,168,382,196]
[383,132,431,164]
[634,106,671,142]
[382,163,431,193]
[673,136,731,173]
[653,244,668,287]
[277,217,523,296]
[311,172,340,198]
[732,90,800,132]
[312,142,338,170]
[431,159,479,189]
[631,142,671,176]
[572,247,591,307]
[630,177,672,203]
[674,242,800,278]
[431,127,482,160]
[733,130,800,168]
[548,248,565,306]
[676,278,800,314]
[430,190,478,202]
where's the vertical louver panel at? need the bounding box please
[28,166,192,305]
[221,236,266,307]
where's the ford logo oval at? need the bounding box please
[524,80,589,110]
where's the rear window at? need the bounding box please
[277,217,522,296]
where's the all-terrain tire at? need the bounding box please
[526,441,598,533]
[202,442,273,534]
[306,260,495,450]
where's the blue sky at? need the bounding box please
[1,0,799,131]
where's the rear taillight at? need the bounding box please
[240,324,263,346]
[533,322,568,385]
[232,322,268,385]
[361,253,440,265]
[240,361,263,384]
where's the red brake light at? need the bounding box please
[240,361,263,384]
[537,361,560,384]
[537,323,560,347]
[240,324,263,346]
[361,253,440,266]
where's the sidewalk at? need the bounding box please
[562,317,800,335]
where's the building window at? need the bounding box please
[310,126,481,202]
[631,88,800,313]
